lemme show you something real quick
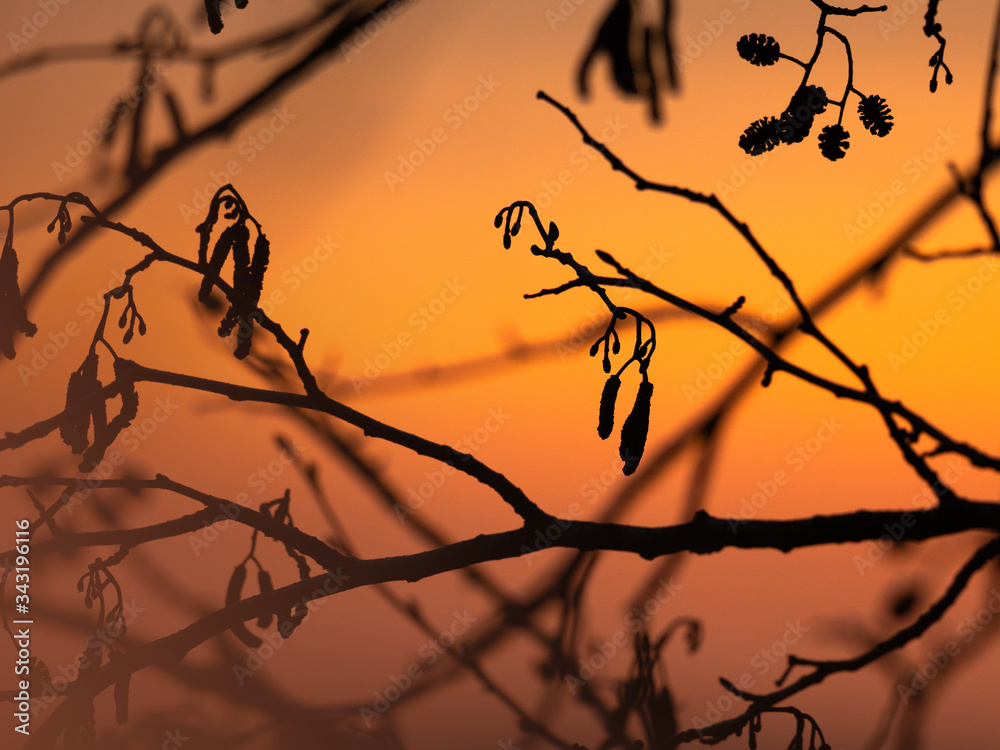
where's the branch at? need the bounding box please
[0,354,550,527]
[16,0,417,308]
[0,474,351,570]
[807,0,888,15]
[685,534,1000,745]
[531,92,999,503]
[16,495,1000,745]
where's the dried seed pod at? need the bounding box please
[232,231,271,359]
[277,601,309,640]
[577,0,639,96]
[80,358,141,469]
[249,232,271,299]
[214,223,252,349]
[598,375,621,440]
[819,124,850,161]
[225,564,263,648]
[858,94,893,136]
[196,198,222,267]
[111,650,130,724]
[61,352,100,454]
[0,239,37,360]
[648,687,678,745]
[256,570,274,628]
[619,380,653,476]
[204,0,223,34]
[776,85,827,145]
[736,33,780,66]
[739,117,780,155]
[225,564,246,606]
[199,221,248,304]
[61,370,92,454]
[111,359,140,430]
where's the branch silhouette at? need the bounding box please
[4,170,1000,745]
[3,2,1000,749]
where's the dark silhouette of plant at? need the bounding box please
[3,2,1000,750]
[924,0,953,92]
[817,123,850,160]
[0,233,36,361]
[196,186,270,359]
[577,0,679,122]
[203,0,250,35]
[0,0,682,318]
[494,205,658,475]
[735,2,900,161]
[858,94,894,136]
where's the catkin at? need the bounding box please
[619,380,653,475]
[598,375,621,439]
[256,570,275,628]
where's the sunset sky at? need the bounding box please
[2,0,1000,748]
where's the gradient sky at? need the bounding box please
[3,1,1000,748]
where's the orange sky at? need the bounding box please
[3,1,1000,748]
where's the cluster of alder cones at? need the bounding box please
[735,33,894,161]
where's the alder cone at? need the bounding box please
[858,94,893,136]
[737,33,780,66]
[819,124,850,161]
